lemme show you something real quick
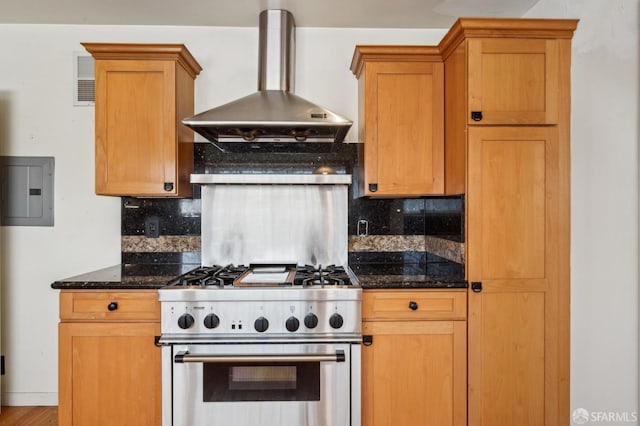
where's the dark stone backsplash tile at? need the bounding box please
[122,198,201,236]
[194,142,358,174]
[121,143,465,276]
[425,196,464,238]
[122,252,201,265]
[349,195,464,239]
[348,198,426,235]
[350,252,464,282]
[349,251,426,265]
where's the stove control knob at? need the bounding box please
[285,316,300,332]
[304,313,319,329]
[254,317,269,333]
[177,313,195,329]
[204,313,220,329]
[329,313,344,329]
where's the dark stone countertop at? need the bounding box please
[356,275,468,289]
[52,262,467,290]
[50,264,199,290]
[351,263,468,289]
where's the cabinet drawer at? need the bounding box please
[60,290,160,321]
[363,290,466,320]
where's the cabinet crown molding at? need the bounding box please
[439,17,579,60]
[350,45,441,78]
[81,42,202,78]
[350,19,579,70]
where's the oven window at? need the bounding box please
[203,362,320,402]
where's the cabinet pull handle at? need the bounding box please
[164,182,174,191]
[471,111,483,121]
[107,302,118,311]
[363,335,373,346]
[408,301,418,311]
[471,282,483,293]
[368,183,378,192]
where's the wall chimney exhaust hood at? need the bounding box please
[182,9,353,152]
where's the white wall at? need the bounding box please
[526,0,639,422]
[0,23,446,405]
[0,1,637,420]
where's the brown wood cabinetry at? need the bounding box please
[467,126,562,426]
[362,290,466,426]
[58,290,161,426]
[350,47,444,197]
[440,18,577,426]
[83,43,201,197]
[467,37,561,125]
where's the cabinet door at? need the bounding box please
[362,320,466,426]
[467,38,559,125]
[467,126,564,426]
[58,322,161,426]
[95,59,178,196]
[363,61,444,196]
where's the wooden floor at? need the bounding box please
[0,406,57,425]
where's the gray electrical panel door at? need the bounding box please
[0,156,54,226]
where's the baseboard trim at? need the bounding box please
[1,392,57,406]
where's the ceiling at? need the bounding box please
[0,0,539,28]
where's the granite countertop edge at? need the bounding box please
[51,264,469,290]
[357,277,468,289]
[50,264,191,290]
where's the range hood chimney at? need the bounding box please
[182,9,353,152]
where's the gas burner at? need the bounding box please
[166,264,355,288]
[294,264,351,286]
[167,265,249,287]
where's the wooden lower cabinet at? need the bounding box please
[362,290,466,426]
[58,291,161,426]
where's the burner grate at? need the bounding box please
[166,264,353,287]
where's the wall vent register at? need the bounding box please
[73,53,95,105]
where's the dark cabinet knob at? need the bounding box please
[285,316,300,332]
[177,313,195,329]
[471,111,483,121]
[107,302,118,311]
[254,317,269,332]
[304,313,319,329]
[164,182,174,191]
[204,313,220,329]
[408,301,418,311]
[368,183,378,192]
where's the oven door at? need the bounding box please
[169,342,360,426]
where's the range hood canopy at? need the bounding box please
[183,9,353,150]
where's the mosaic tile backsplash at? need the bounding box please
[121,143,464,279]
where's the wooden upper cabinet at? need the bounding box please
[83,43,202,197]
[439,18,578,127]
[351,46,444,197]
[467,38,559,125]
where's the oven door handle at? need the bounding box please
[174,350,346,364]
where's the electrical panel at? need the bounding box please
[0,156,54,226]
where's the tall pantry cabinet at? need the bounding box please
[440,19,578,426]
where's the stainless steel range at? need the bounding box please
[158,174,361,426]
